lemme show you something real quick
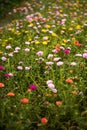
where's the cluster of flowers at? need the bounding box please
[46,80,57,93]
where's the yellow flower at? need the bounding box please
[28,38,32,41]
[42,41,48,45]
[59,14,63,17]
[59,9,63,12]
[11,28,15,32]
[32,47,35,50]
[8,37,13,41]
[51,33,57,37]
[28,23,34,27]
[4,40,8,43]
[0,51,3,54]
[61,43,66,46]
[76,25,81,30]
[35,41,40,44]
[68,28,73,31]
[62,27,66,30]
[63,39,67,43]
[45,25,51,29]
[41,29,47,33]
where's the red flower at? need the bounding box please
[41,117,48,124]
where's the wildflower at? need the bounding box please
[56,101,62,106]
[74,41,83,46]
[8,52,13,57]
[7,92,15,97]
[35,41,40,44]
[53,57,61,62]
[21,98,29,104]
[46,62,54,65]
[55,44,60,52]
[83,53,87,59]
[29,84,37,90]
[6,45,11,49]
[25,48,30,52]
[42,41,48,45]
[25,66,31,70]
[66,78,73,83]
[75,54,82,57]
[41,117,48,124]
[17,66,23,70]
[70,62,77,66]
[4,73,13,78]
[72,90,77,95]
[15,47,21,51]
[0,65,4,70]
[43,36,48,40]
[37,51,43,56]
[1,57,7,61]
[47,54,53,59]
[51,32,57,37]
[46,80,53,85]
[57,61,63,66]
[0,83,5,88]
[64,49,70,54]
[51,88,57,93]
[48,83,55,89]
[25,41,30,45]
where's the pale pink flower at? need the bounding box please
[1,57,7,61]
[17,66,23,70]
[46,80,53,85]
[83,53,87,59]
[51,88,57,93]
[70,62,77,66]
[57,61,63,66]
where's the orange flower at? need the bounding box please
[7,92,15,97]
[66,78,73,83]
[56,101,62,106]
[72,90,77,95]
[21,98,29,104]
[55,44,60,52]
[41,117,48,124]
[0,83,5,88]
[74,40,83,46]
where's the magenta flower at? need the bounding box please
[0,66,4,70]
[29,84,37,90]
[4,73,13,78]
[64,49,70,54]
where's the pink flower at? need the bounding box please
[48,83,55,89]
[70,62,77,66]
[4,73,13,78]
[83,53,87,59]
[37,51,43,56]
[64,49,70,54]
[57,61,63,66]
[46,80,53,85]
[29,84,37,90]
[0,66,4,70]
[51,88,57,93]
[17,66,23,70]
[1,57,7,61]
